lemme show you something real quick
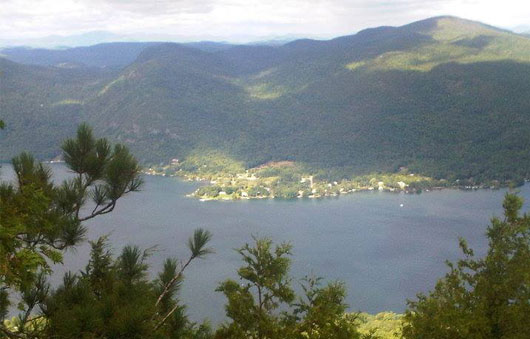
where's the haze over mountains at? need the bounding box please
[2,16,530,183]
[0,31,309,49]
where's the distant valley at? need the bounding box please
[2,16,530,190]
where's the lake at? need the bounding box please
[2,163,527,324]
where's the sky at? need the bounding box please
[1,0,530,45]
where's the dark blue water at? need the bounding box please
[2,164,527,323]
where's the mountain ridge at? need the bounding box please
[2,16,530,184]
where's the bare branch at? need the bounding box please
[154,302,180,331]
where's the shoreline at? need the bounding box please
[143,170,507,202]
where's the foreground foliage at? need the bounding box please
[216,237,364,339]
[403,193,530,339]
[0,124,142,337]
[43,230,213,338]
[357,313,402,339]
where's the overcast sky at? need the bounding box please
[2,0,530,43]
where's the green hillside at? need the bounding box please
[2,16,530,185]
[0,58,116,159]
[349,18,530,71]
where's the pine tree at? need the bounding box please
[403,193,530,339]
[0,123,142,337]
[43,230,213,338]
[216,237,362,339]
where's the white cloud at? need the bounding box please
[0,0,529,42]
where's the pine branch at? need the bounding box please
[78,201,115,221]
[154,302,180,331]
[154,256,192,308]
[154,229,212,309]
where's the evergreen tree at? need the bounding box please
[216,237,362,339]
[289,276,361,339]
[0,123,142,337]
[216,237,295,338]
[42,229,213,338]
[403,193,530,339]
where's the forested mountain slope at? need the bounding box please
[2,16,530,183]
[0,58,116,158]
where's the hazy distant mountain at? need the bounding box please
[0,41,291,68]
[0,31,306,49]
[0,31,128,49]
[2,16,530,183]
[0,42,161,68]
